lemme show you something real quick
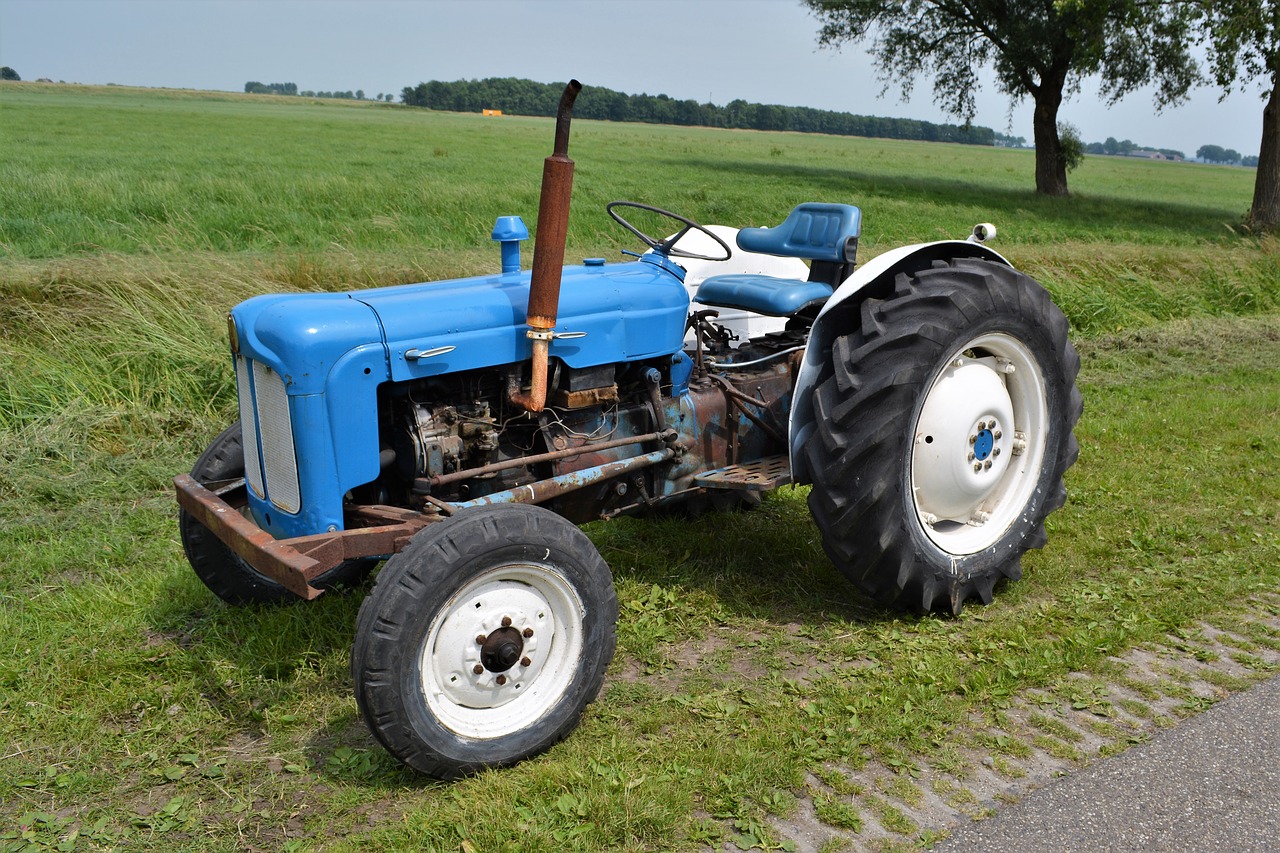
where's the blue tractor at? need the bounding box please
[176,82,1081,778]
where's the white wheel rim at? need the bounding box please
[419,563,585,739]
[910,332,1048,555]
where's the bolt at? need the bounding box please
[969,434,977,445]
[951,357,964,368]
[521,657,532,667]
[501,616,512,628]
[1012,432,1028,456]
[973,462,982,472]
[978,420,987,430]
[523,627,534,638]
[967,451,975,462]
[922,512,938,527]
[984,459,992,470]
[496,675,507,686]
[993,447,1001,458]
[994,430,1003,440]
[475,634,487,645]
[472,664,484,675]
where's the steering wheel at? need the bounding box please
[606,201,732,262]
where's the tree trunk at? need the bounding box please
[1032,87,1068,197]
[1247,77,1279,233]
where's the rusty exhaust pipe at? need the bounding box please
[510,79,582,413]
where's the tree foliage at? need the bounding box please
[1198,0,1279,231]
[399,77,998,145]
[244,81,297,96]
[804,0,1198,196]
[0,66,19,81]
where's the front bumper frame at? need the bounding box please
[174,475,433,599]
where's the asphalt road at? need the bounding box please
[933,673,1280,852]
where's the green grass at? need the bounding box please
[1,83,1278,851]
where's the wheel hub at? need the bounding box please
[480,626,525,673]
[912,359,1014,521]
[909,334,1049,556]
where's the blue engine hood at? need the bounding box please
[355,257,690,381]
[231,256,691,390]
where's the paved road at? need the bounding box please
[933,673,1280,852]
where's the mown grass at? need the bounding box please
[1,84,1278,851]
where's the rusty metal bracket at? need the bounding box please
[707,374,788,447]
[175,475,435,600]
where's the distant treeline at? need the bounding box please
[244,81,378,100]
[400,77,997,146]
[245,81,297,95]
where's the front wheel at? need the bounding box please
[351,503,617,779]
[804,258,1082,614]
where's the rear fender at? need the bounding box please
[788,240,1012,485]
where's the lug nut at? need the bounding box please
[521,657,532,667]
[978,420,987,430]
[473,664,484,675]
[967,452,975,462]
[973,462,982,472]
[994,430,1002,440]
[496,675,507,686]
[476,634,487,645]
[983,459,992,470]
[523,627,534,638]
[969,435,977,445]
[993,447,1001,458]
[501,616,513,628]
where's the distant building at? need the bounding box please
[482,109,503,117]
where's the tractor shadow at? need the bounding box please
[585,487,912,629]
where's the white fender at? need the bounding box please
[788,239,1013,485]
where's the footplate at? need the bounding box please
[694,455,792,491]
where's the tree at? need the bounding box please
[0,66,19,81]
[1199,143,1230,162]
[1199,0,1279,231]
[805,0,1199,196]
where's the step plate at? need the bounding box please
[694,456,792,491]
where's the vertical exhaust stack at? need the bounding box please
[511,79,582,413]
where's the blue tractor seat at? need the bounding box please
[694,203,861,318]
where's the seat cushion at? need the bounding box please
[693,273,833,317]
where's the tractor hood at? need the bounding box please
[230,256,690,393]
[356,257,689,382]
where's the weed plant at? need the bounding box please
[0,84,1277,851]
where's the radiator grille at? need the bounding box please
[235,355,265,499]
[251,360,301,513]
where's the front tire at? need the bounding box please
[351,503,617,779]
[805,258,1082,614]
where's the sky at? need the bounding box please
[0,0,1265,157]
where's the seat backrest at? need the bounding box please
[736,203,861,264]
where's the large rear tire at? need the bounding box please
[178,422,376,605]
[804,258,1081,614]
[351,503,617,779]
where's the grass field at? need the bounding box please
[1,82,1278,852]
